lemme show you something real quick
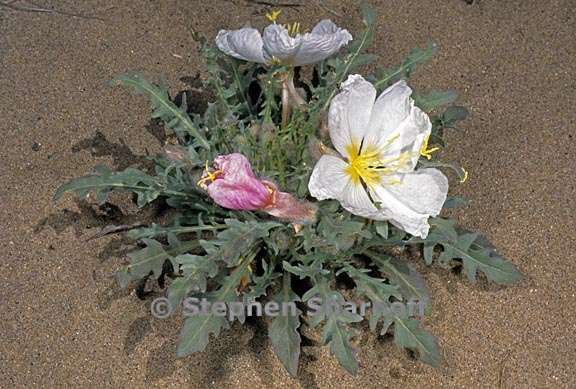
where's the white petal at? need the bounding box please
[369,168,448,238]
[328,75,377,158]
[215,28,266,63]
[365,80,431,172]
[391,103,431,172]
[292,21,352,66]
[262,24,301,64]
[311,19,340,35]
[308,155,378,217]
[364,80,412,147]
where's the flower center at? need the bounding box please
[344,134,411,187]
[345,144,382,187]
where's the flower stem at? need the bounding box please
[281,76,291,128]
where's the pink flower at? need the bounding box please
[198,153,316,223]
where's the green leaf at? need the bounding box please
[413,90,458,112]
[339,263,401,334]
[430,105,470,145]
[244,259,281,300]
[167,254,219,309]
[304,278,362,374]
[177,256,252,357]
[200,219,281,266]
[127,223,227,240]
[177,312,228,357]
[322,312,360,375]
[125,238,169,281]
[269,274,301,376]
[371,41,438,90]
[283,260,330,280]
[442,106,470,127]
[115,268,131,289]
[442,196,471,209]
[393,314,441,367]
[116,239,200,288]
[318,216,371,251]
[375,221,389,239]
[420,218,522,284]
[372,256,430,307]
[111,72,209,149]
[54,165,190,207]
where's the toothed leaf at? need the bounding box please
[393,314,441,367]
[177,259,251,356]
[200,219,281,266]
[269,275,301,376]
[421,218,522,284]
[111,72,209,149]
[167,254,219,310]
[304,278,362,374]
[54,166,162,207]
[413,90,458,112]
[372,256,431,307]
[370,41,438,90]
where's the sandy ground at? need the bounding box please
[1,0,575,387]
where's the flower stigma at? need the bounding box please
[460,167,469,183]
[265,10,282,23]
[197,160,223,189]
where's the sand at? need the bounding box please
[1,0,575,387]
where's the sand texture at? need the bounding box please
[1,0,575,387]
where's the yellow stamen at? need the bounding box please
[270,56,282,66]
[284,22,301,37]
[265,10,281,23]
[460,168,469,183]
[420,134,440,160]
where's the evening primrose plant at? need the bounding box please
[55,6,521,376]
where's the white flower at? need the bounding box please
[215,19,352,66]
[308,75,449,238]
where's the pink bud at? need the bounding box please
[263,188,317,224]
[200,153,316,223]
[202,153,273,210]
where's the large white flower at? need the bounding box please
[215,19,352,66]
[308,75,449,238]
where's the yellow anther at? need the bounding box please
[420,134,440,160]
[460,168,469,183]
[265,10,282,23]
